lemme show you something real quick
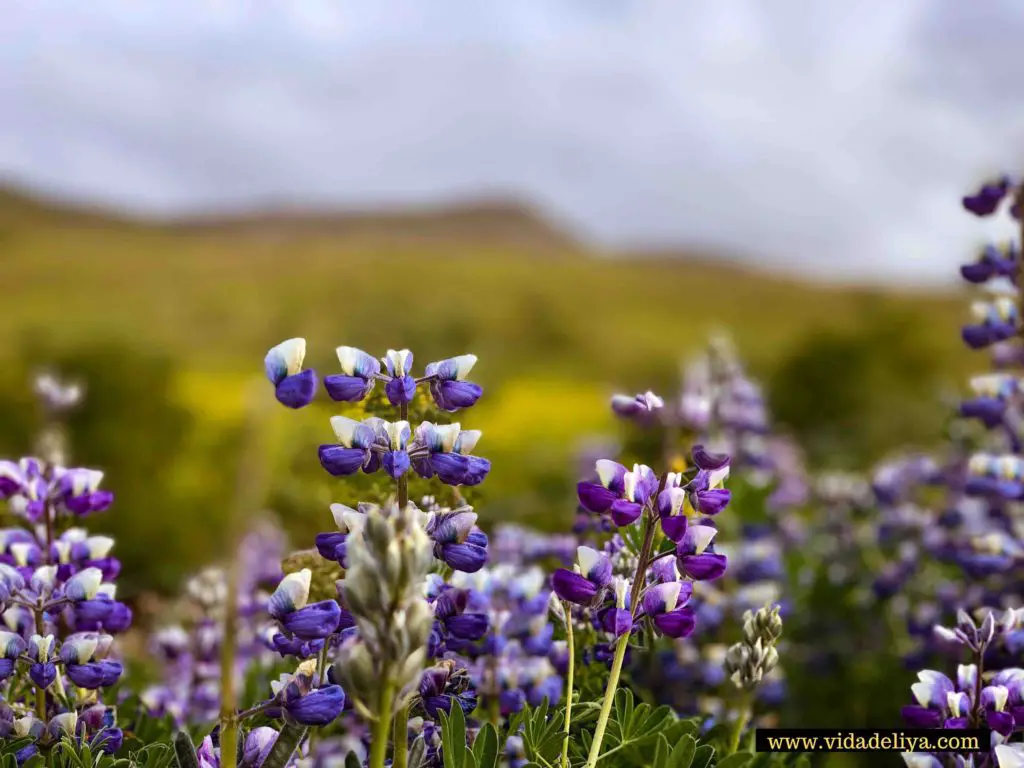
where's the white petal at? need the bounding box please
[576,546,603,577]
[452,354,477,380]
[330,416,362,447]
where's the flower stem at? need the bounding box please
[33,605,46,721]
[369,677,396,768]
[560,603,576,768]
[393,702,410,768]
[398,401,409,509]
[584,633,629,768]
[220,382,272,768]
[584,498,661,768]
[729,696,752,755]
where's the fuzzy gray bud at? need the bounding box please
[726,603,783,691]
[334,500,435,718]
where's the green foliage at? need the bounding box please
[768,304,948,470]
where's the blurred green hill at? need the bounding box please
[0,186,978,593]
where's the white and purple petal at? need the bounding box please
[264,339,306,385]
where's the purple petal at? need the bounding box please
[679,553,728,581]
[285,685,345,726]
[551,569,599,605]
[692,445,730,470]
[323,375,372,402]
[610,500,643,527]
[383,451,411,479]
[901,706,942,728]
[318,446,368,477]
[433,380,483,412]
[445,613,489,640]
[696,489,731,515]
[653,607,696,638]
[281,601,342,640]
[439,542,488,573]
[660,515,688,543]
[275,370,318,409]
[577,482,618,514]
[385,376,417,406]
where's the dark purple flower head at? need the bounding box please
[241,726,279,767]
[641,581,696,638]
[425,355,483,412]
[426,508,489,573]
[610,391,664,422]
[324,346,380,402]
[577,461,657,527]
[382,349,417,405]
[284,684,346,726]
[551,546,612,607]
[319,417,376,477]
[280,600,342,640]
[412,423,491,487]
[265,338,318,409]
[962,176,1011,217]
[676,525,727,581]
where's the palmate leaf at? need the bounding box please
[584,688,676,766]
[519,698,565,766]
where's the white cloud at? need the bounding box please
[2,0,1023,284]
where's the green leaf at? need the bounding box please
[716,753,753,768]
[691,744,715,768]
[172,731,200,768]
[261,723,308,768]
[669,735,696,768]
[408,737,428,768]
[471,723,500,768]
[439,702,468,768]
[344,753,363,768]
[652,735,671,768]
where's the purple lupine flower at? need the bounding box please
[324,346,380,402]
[54,468,113,516]
[284,684,346,726]
[426,508,488,573]
[962,176,1011,217]
[319,417,376,477]
[551,546,611,606]
[265,338,318,409]
[411,422,491,487]
[657,475,689,543]
[962,296,1019,350]
[641,581,696,638]
[196,735,219,768]
[597,577,633,637]
[676,524,728,581]
[241,726,278,767]
[425,355,483,412]
[576,460,658,526]
[382,349,417,406]
[280,600,342,640]
[431,587,488,655]
[610,390,664,422]
[959,374,1018,428]
[901,666,978,729]
[961,243,1018,283]
[365,418,412,479]
[685,449,731,516]
[418,660,478,718]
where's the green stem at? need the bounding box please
[34,603,46,721]
[398,401,409,509]
[220,382,272,768]
[393,702,410,768]
[560,604,576,768]
[584,499,661,768]
[729,697,751,755]
[369,678,396,768]
[583,633,629,768]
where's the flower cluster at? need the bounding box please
[0,381,127,761]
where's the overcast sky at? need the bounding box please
[3,0,1024,284]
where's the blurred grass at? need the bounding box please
[0,191,979,593]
